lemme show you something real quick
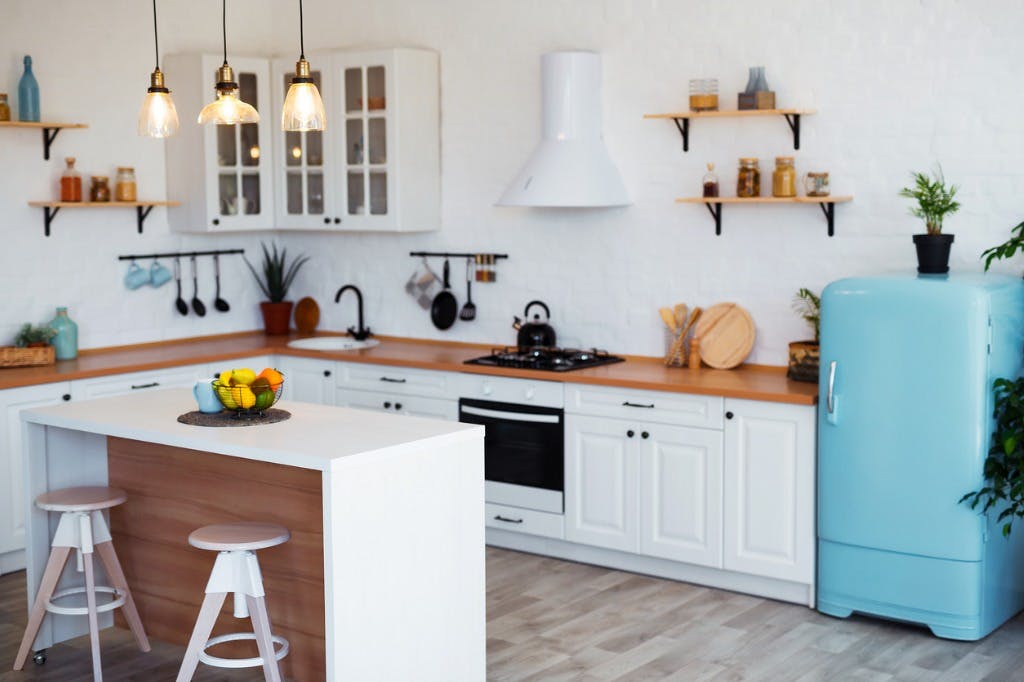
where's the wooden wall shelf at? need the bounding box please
[0,121,88,160]
[27,201,180,237]
[676,195,853,236]
[644,109,816,151]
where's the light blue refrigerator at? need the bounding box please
[818,273,1024,640]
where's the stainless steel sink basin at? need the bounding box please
[286,337,380,351]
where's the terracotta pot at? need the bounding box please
[260,301,294,336]
[787,340,820,383]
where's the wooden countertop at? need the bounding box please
[0,332,818,405]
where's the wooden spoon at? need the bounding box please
[659,307,677,333]
[680,307,703,366]
[674,303,688,330]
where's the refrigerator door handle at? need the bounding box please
[826,360,839,424]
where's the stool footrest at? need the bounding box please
[199,632,289,670]
[45,585,126,616]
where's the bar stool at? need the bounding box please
[13,486,150,681]
[177,521,291,682]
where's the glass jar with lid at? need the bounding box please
[689,79,719,112]
[0,94,9,122]
[90,176,111,202]
[702,163,719,198]
[115,166,137,202]
[737,158,761,198]
[60,157,82,202]
[772,156,796,197]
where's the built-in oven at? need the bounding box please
[458,398,564,514]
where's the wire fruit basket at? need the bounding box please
[212,379,284,417]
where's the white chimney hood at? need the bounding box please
[497,51,630,208]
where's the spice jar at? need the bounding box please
[772,156,796,198]
[688,79,719,112]
[60,157,82,202]
[0,94,9,122]
[115,166,137,202]
[805,172,830,197]
[737,158,760,198]
[90,176,111,202]
[702,163,719,198]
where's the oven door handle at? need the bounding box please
[460,405,561,424]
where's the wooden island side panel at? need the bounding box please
[106,437,326,682]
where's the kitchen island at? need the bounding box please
[19,389,485,681]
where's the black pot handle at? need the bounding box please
[524,300,550,321]
[443,259,451,289]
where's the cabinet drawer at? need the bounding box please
[456,374,564,409]
[485,503,564,540]
[336,389,457,421]
[338,363,453,399]
[71,365,208,401]
[566,384,723,429]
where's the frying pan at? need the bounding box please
[430,259,458,330]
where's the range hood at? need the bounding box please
[497,51,630,208]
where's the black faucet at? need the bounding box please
[335,285,372,341]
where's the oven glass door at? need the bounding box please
[458,398,564,493]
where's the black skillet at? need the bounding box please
[430,258,458,330]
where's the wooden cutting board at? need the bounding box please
[695,303,755,369]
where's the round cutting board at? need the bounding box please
[695,303,756,369]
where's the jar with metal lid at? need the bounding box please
[90,176,111,202]
[115,166,137,202]
[737,158,760,198]
[0,94,9,122]
[772,156,796,198]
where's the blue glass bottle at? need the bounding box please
[18,55,39,122]
[50,307,78,360]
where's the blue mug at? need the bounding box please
[150,261,172,288]
[124,262,150,290]
[193,380,223,414]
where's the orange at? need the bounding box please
[258,367,284,386]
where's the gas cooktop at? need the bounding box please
[464,346,625,372]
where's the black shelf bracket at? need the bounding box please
[42,206,60,237]
[783,113,801,150]
[705,202,722,235]
[42,127,62,161]
[136,205,154,234]
[672,117,690,152]
[819,201,836,237]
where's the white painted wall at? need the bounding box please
[3,0,1023,363]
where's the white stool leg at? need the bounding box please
[94,541,150,652]
[12,545,72,670]
[176,592,227,682]
[246,594,283,682]
[80,513,103,682]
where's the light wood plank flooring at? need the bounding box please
[3,547,1024,680]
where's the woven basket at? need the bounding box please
[0,345,56,368]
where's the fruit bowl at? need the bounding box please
[211,368,284,417]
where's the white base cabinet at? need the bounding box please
[336,388,456,421]
[277,356,336,405]
[71,365,209,401]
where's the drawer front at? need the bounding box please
[566,384,723,429]
[485,503,565,540]
[338,362,453,399]
[71,364,209,400]
[336,388,457,421]
[456,373,563,409]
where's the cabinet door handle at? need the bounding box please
[627,430,635,438]
[131,382,159,390]
[494,515,523,524]
[334,217,342,224]
[384,401,392,409]
[622,401,655,409]
[725,411,734,420]
[62,394,71,402]
[380,377,407,383]
[323,217,331,224]
[323,370,332,377]
[395,403,402,410]
[212,218,220,226]
[641,431,649,439]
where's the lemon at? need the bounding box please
[231,368,257,386]
[237,386,256,409]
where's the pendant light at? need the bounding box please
[281,0,326,131]
[197,0,260,125]
[138,0,179,137]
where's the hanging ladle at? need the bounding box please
[174,257,188,316]
[459,259,476,321]
[190,255,206,317]
[213,254,230,312]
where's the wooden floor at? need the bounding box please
[3,547,1024,681]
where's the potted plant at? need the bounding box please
[14,323,57,348]
[244,242,310,335]
[981,220,1024,271]
[899,166,961,274]
[787,288,820,383]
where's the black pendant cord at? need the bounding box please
[221,0,228,66]
[299,0,306,59]
[151,0,160,70]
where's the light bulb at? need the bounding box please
[198,64,260,126]
[138,69,179,138]
[281,58,326,132]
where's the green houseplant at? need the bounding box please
[244,242,310,335]
[787,288,821,383]
[899,167,961,274]
[14,323,57,348]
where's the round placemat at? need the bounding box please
[177,409,291,427]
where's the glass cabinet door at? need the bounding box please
[342,63,390,224]
[280,67,329,227]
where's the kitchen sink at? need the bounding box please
[286,337,380,352]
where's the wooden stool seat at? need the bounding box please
[35,486,127,512]
[188,522,291,552]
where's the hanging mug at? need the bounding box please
[124,262,150,290]
[150,260,172,288]
[804,172,830,198]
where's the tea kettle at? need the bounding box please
[513,300,557,348]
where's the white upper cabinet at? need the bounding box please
[165,54,276,232]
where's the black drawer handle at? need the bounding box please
[494,515,523,524]
[726,411,734,420]
[131,382,160,390]
[334,217,342,224]
[622,401,655,408]
[395,403,402,410]
[323,217,331,224]
[323,370,332,377]
[641,431,650,439]
[212,218,220,226]
[62,394,71,402]
[380,377,407,383]
[627,430,635,438]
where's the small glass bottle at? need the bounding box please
[18,55,40,122]
[50,307,78,361]
[737,158,761,198]
[772,156,796,197]
[90,176,111,202]
[60,157,83,202]
[115,167,137,202]
[702,163,720,198]
[0,94,10,122]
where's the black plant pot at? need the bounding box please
[913,233,954,274]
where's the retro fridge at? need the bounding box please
[818,273,1024,640]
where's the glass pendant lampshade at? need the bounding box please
[282,57,325,131]
[138,68,179,137]
[197,63,260,125]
